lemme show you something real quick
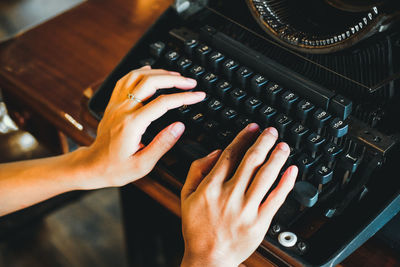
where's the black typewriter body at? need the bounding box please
[89,1,400,266]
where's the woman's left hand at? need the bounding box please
[76,66,205,189]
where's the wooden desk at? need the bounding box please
[0,0,398,266]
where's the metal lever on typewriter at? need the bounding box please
[324,155,383,218]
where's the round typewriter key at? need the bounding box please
[222,59,239,80]
[209,51,225,72]
[296,99,314,123]
[329,117,348,138]
[164,50,180,69]
[184,39,198,56]
[314,164,333,193]
[195,44,212,66]
[293,181,318,208]
[229,88,247,107]
[278,232,298,247]
[177,57,193,75]
[250,74,268,96]
[149,41,165,58]
[311,108,331,134]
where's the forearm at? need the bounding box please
[0,147,92,216]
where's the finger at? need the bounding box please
[259,165,297,223]
[133,122,186,174]
[131,92,206,136]
[245,142,290,206]
[181,149,222,200]
[203,123,260,186]
[230,127,278,193]
[131,74,197,102]
[122,69,182,92]
[140,65,151,70]
[109,68,180,104]
[120,69,181,100]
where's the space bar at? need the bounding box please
[200,26,334,110]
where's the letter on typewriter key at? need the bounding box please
[323,142,343,167]
[215,80,232,99]
[293,181,319,208]
[289,123,309,150]
[311,108,331,134]
[164,50,180,69]
[296,153,317,180]
[195,44,212,66]
[184,39,198,56]
[229,88,248,107]
[206,98,224,115]
[281,91,299,115]
[274,114,293,139]
[261,82,283,105]
[149,41,165,58]
[177,105,192,119]
[306,132,325,158]
[208,51,225,73]
[314,164,333,193]
[220,108,238,125]
[296,99,315,124]
[236,66,253,89]
[222,59,239,80]
[188,65,205,80]
[258,105,277,127]
[177,57,193,76]
[244,96,262,115]
[203,119,220,135]
[250,74,268,96]
[189,111,205,126]
[202,72,218,91]
[328,117,348,138]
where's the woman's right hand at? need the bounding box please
[181,124,298,267]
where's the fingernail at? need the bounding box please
[207,149,221,157]
[278,142,289,151]
[266,127,278,137]
[247,123,259,132]
[185,78,197,85]
[170,122,185,138]
[290,165,298,176]
[169,71,181,75]
[194,91,206,98]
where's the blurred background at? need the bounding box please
[0,1,128,267]
[0,0,84,42]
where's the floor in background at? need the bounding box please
[0,188,128,267]
[0,0,85,42]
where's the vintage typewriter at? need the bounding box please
[89,0,400,266]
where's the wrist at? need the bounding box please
[61,146,100,190]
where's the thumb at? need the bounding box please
[181,149,221,200]
[133,122,185,173]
